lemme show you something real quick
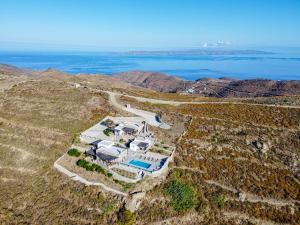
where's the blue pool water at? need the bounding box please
[129,160,151,169]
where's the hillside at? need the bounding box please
[117,71,300,97]
[117,70,191,92]
[0,64,299,224]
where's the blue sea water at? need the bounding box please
[0,49,299,80]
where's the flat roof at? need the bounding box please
[114,122,141,131]
[98,140,114,148]
[98,145,126,157]
[96,152,118,161]
[137,142,149,148]
[122,127,136,133]
[90,140,102,146]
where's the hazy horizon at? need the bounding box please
[1,0,300,80]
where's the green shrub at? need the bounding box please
[95,165,105,174]
[76,159,115,178]
[213,193,228,208]
[171,170,182,179]
[76,159,88,167]
[72,134,81,144]
[102,202,115,215]
[118,208,136,225]
[107,172,113,177]
[165,179,196,212]
[103,128,113,136]
[67,148,81,157]
[113,179,134,191]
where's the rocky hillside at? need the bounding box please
[0,63,33,76]
[0,63,299,224]
[117,71,192,93]
[117,71,300,97]
[2,64,300,98]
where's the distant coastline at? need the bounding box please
[0,49,299,80]
[123,49,274,56]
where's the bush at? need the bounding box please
[67,148,81,157]
[118,208,136,225]
[165,179,196,212]
[103,128,113,136]
[76,159,88,167]
[237,129,247,135]
[107,172,113,177]
[102,202,115,215]
[72,134,81,144]
[213,193,228,208]
[95,165,105,173]
[76,159,113,178]
[113,179,134,191]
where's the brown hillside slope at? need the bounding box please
[117,70,192,92]
[117,70,300,97]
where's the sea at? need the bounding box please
[0,48,300,81]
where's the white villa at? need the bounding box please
[82,116,175,183]
[129,136,152,152]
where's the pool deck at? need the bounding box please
[121,151,167,173]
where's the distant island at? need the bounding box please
[123,49,274,56]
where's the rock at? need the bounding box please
[252,139,269,154]
[125,191,146,212]
[216,145,222,151]
[237,191,246,202]
[253,140,263,150]
[245,138,251,145]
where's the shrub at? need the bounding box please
[76,159,114,178]
[113,179,134,191]
[103,128,113,136]
[76,159,88,167]
[102,202,115,215]
[107,172,113,177]
[237,129,247,135]
[213,193,228,208]
[165,179,196,212]
[118,208,136,225]
[95,165,105,173]
[72,134,81,144]
[67,148,81,157]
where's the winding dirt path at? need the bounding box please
[103,90,300,109]
[53,154,128,196]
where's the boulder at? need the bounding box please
[237,191,246,202]
[125,191,146,212]
[253,140,263,150]
[252,139,269,154]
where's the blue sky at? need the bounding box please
[0,0,300,51]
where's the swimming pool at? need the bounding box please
[129,160,151,169]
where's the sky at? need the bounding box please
[0,0,300,51]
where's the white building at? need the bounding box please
[113,121,143,137]
[129,137,152,152]
[87,140,127,163]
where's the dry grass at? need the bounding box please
[126,93,300,225]
[0,78,124,224]
[1,74,299,224]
